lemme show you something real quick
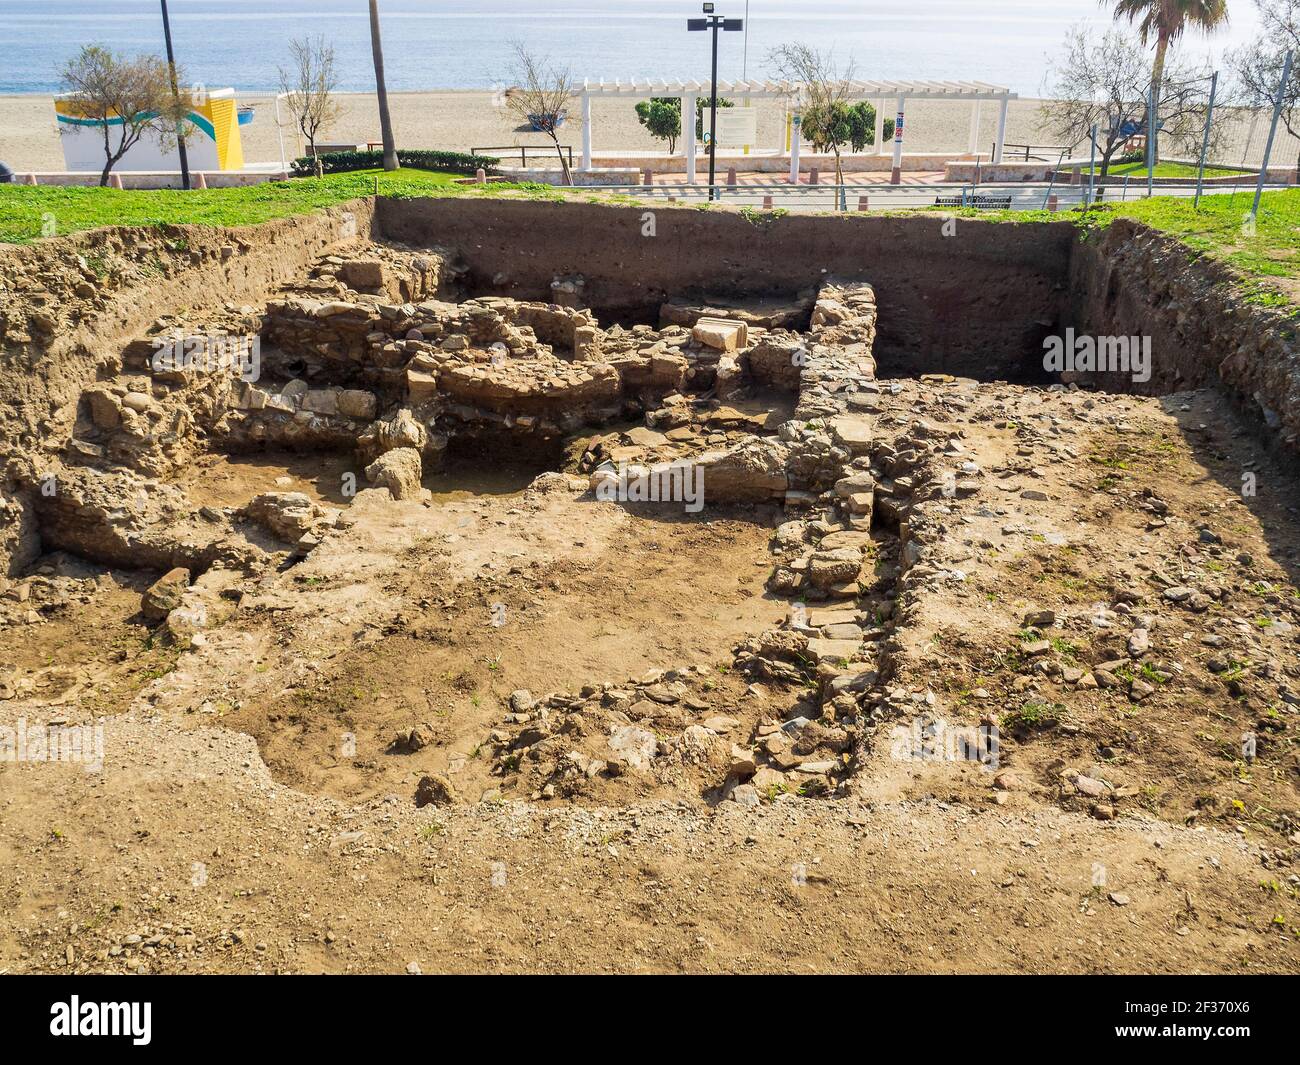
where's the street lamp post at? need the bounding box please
[159,0,191,190]
[687,3,744,200]
[742,0,750,80]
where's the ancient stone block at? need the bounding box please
[141,567,190,622]
[337,389,378,420]
[246,492,322,542]
[405,369,439,405]
[86,389,122,429]
[301,389,339,415]
[692,316,748,352]
[365,447,423,500]
[340,259,386,291]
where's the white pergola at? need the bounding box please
[578,78,1018,183]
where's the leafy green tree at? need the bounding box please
[633,97,733,155]
[635,98,682,153]
[801,100,854,162]
[59,44,193,186]
[845,101,894,152]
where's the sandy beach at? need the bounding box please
[1,90,1291,173]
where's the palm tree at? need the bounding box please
[1109,0,1229,165]
[368,0,399,171]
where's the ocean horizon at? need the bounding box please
[0,0,1262,97]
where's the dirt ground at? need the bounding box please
[3,377,1298,974]
[1,222,1298,976]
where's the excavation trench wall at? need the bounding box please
[381,198,1300,448]
[1071,219,1300,449]
[0,200,378,574]
[4,197,1300,575]
[0,201,378,459]
[377,199,1076,382]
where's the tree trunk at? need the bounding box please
[99,161,113,188]
[1099,138,1121,179]
[1149,31,1170,169]
[368,0,399,172]
[553,134,572,186]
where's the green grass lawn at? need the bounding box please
[930,187,1300,300]
[1097,186,1300,306]
[5,167,1300,310]
[1084,161,1249,180]
[0,169,551,244]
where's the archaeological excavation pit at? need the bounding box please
[2,200,1298,844]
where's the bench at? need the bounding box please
[934,194,1013,210]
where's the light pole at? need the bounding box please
[159,0,191,190]
[742,0,750,80]
[742,0,751,156]
[687,3,744,200]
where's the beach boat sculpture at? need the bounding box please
[54,88,249,172]
[527,109,567,132]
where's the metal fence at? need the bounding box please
[582,178,1291,214]
[473,144,575,167]
[997,142,1072,162]
[588,181,1087,213]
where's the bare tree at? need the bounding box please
[280,35,344,176]
[368,0,399,171]
[769,43,856,185]
[60,44,192,186]
[503,44,575,185]
[1232,0,1300,178]
[1042,25,1221,177]
[1108,0,1229,164]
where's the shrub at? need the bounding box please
[290,148,501,177]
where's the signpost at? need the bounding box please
[1146,84,1155,199]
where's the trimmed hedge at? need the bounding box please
[291,148,501,177]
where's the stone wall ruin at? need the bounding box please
[2,195,1299,808]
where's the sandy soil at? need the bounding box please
[3,90,1294,172]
